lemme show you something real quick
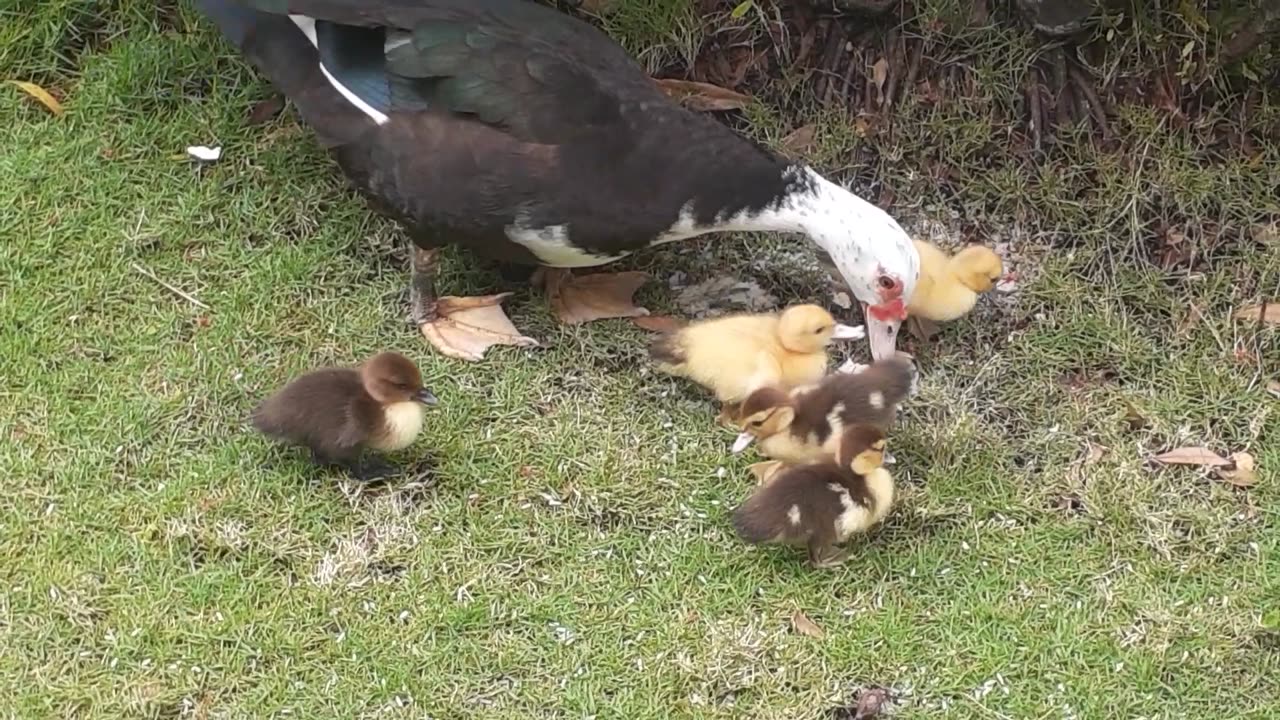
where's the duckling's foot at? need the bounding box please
[419,294,540,362]
[410,246,538,362]
[536,268,650,325]
[347,455,401,482]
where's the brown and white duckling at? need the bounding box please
[730,355,915,462]
[649,304,863,421]
[252,351,437,481]
[732,424,894,567]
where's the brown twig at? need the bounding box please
[131,262,211,310]
[900,38,923,106]
[1070,64,1111,142]
[1026,71,1043,153]
[815,20,844,103]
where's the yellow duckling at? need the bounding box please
[649,304,863,419]
[908,240,1004,323]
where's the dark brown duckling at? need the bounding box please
[252,351,437,480]
[732,424,893,568]
[730,354,915,463]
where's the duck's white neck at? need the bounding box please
[656,166,892,256]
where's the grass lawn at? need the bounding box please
[1,1,1277,717]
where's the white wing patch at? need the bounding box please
[289,14,390,126]
[504,220,626,267]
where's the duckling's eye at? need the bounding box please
[814,326,828,335]
[749,420,763,428]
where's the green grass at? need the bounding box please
[2,1,1279,717]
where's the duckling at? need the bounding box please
[251,351,438,481]
[649,304,864,420]
[908,240,1003,328]
[731,354,915,462]
[732,424,894,567]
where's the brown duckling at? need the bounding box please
[730,354,915,462]
[252,351,437,481]
[732,424,894,567]
[649,304,863,421]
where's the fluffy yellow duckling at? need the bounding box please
[732,424,894,567]
[649,304,863,417]
[908,240,1004,322]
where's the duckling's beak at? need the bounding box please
[865,299,907,361]
[731,431,755,453]
[830,323,866,340]
[414,388,438,406]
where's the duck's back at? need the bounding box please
[252,369,382,453]
[194,0,793,262]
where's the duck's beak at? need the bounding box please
[414,388,439,406]
[731,431,755,453]
[830,323,866,340]
[865,299,907,361]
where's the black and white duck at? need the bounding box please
[195,0,920,361]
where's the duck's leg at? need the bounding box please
[410,245,539,362]
[535,267,651,325]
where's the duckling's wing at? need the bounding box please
[213,0,663,144]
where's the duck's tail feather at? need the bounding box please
[193,0,381,146]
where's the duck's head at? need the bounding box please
[361,352,438,407]
[837,424,888,476]
[730,386,795,453]
[776,304,865,354]
[781,168,919,361]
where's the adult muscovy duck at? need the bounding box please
[194,0,919,361]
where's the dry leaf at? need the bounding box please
[1153,447,1230,467]
[790,610,824,639]
[653,78,750,112]
[1266,379,1280,399]
[246,95,284,125]
[1216,452,1258,487]
[631,315,684,333]
[780,124,817,156]
[1234,302,1280,325]
[871,58,889,95]
[854,687,891,719]
[7,80,64,115]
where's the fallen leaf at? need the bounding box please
[653,78,750,112]
[791,610,824,639]
[631,315,685,333]
[194,315,212,328]
[780,123,817,156]
[854,687,891,719]
[1084,442,1107,464]
[246,95,284,125]
[1234,301,1280,325]
[1153,446,1230,467]
[1267,379,1280,399]
[729,0,754,19]
[1216,452,1258,487]
[871,58,889,96]
[6,80,64,115]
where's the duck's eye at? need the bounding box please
[877,275,898,291]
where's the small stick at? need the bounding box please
[131,262,210,309]
[900,38,923,105]
[883,29,902,110]
[1070,64,1111,141]
[816,21,845,103]
[1027,73,1043,153]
